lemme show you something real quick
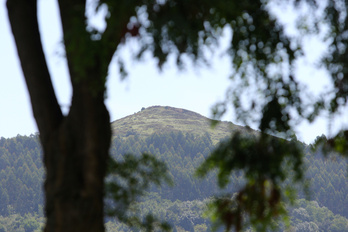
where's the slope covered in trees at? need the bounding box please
[0,106,347,231]
[0,135,43,216]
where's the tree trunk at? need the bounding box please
[43,88,111,232]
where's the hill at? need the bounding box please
[0,106,347,231]
[111,106,246,144]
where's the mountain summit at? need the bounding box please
[111,106,244,144]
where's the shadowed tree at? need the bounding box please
[6,0,348,231]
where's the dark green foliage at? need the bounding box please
[0,135,43,216]
[196,132,304,231]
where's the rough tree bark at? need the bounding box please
[7,0,111,231]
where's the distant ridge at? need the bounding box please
[111,106,245,144]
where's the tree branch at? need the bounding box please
[100,16,125,66]
[7,0,63,142]
[57,0,90,81]
[100,2,138,66]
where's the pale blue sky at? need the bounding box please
[1,0,345,144]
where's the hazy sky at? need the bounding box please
[1,0,345,144]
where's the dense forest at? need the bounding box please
[0,107,347,231]
[0,134,43,216]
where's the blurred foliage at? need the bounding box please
[86,1,348,228]
[105,153,172,231]
[196,132,304,231]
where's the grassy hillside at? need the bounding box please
[111,106,246,144]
